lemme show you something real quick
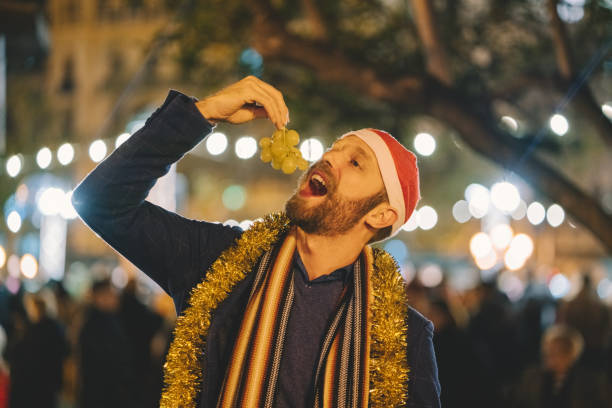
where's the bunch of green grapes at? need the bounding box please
[259,128,310,174]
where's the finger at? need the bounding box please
[245,86,283,129]
[245,76,287,128]
[254,80,289,127]
[251,82,284,129]
[238,76,286,128]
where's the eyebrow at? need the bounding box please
[353,145,373,165]
[333,140,375,166]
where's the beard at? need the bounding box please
[285,162,387,236]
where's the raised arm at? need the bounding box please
[71,77,289,302]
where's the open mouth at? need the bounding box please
[310,173,328,196]
[301,171,329,197]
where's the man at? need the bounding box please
[8,294,69,408]
[78,279,134,408]
[72,76,441,407]
[512,325,610,408]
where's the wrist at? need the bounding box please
[195,99,218,125]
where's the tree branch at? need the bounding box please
[547,0,574,78]
[409,0,452,85]
[247,0,612,251]
[300,0,328,40]
[546,0,612,147]
[248,0,423,100]
[428,83,612,252]
[491,73,612,146]
[571,85,612,147]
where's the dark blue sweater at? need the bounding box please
[71,90,441,407]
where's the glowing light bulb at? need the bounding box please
[300,138,324,162]
[491,182,521,213]
[452,200,471,223]
[465,184,490,218]
[115,133,131,148]
[549,114,569,136]
[527,202,546,225]
[547,204,565,227]
[490,224,513,250]
[470,232,493,259]
[36,147,53,169]
[20,254,38,279]
[57,143,75,165]
[235,136,258,159]
[417,206,438,230]
[6,155,22,178]
[7,211,22,233]
[89,140,108,163]
[413,133,436,156]
[206,132,228,155]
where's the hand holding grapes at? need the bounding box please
[196,76,289,129]
[196,76,309,174]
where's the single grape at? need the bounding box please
[281,157,297,174]
[297,158,309,171]
[260,148,272,163]
[271,141,289,157]
[286,130,299,146]
[271,157,283,170]
[259,137,272,148]
[272,129,284,142]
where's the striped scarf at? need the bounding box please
[217,229,373,408]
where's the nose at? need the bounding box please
[321,147,346,170]
[321,150,342,179]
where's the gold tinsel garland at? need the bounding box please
[160,213,409,407]
[369,248,410,407]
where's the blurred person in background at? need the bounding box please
[429,297,487,408]
[515,270,557,368]
[0,327,8,408]
[512,324,609,408]
[48,281,81,406]
[78,278,135,408]
[467,280,521,403]
[6,293,69,408]
[117,279,164,407]
[558,273,611,371]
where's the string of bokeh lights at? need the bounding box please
[2,105,612,301]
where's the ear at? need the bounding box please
[364,203,398,230]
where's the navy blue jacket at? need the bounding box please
[72,90,441,407]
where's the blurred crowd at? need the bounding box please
[0,277,174,408]
[0,269,611,408]
[414,272,612,408]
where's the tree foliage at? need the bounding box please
[167,0,612,250]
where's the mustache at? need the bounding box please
[307,161,336,190]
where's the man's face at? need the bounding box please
[285,135,387,235]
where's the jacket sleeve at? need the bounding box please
[71,90,242,301]
[406,317,442,408]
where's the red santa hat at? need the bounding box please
[341,128,420,238]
